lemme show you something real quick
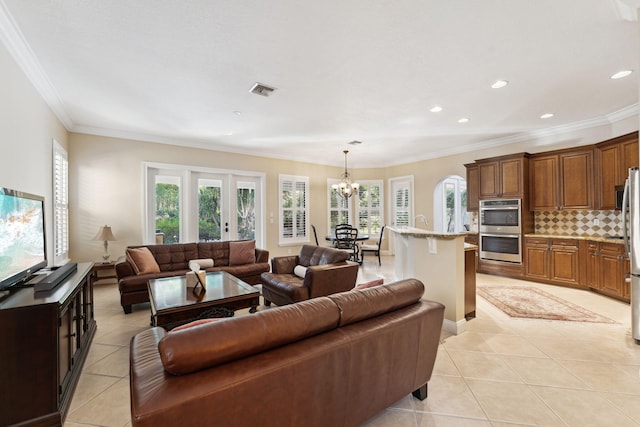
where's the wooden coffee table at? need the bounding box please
[147,271,260,327]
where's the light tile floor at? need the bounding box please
[64,256,640,426]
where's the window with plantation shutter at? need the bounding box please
[356,180,384,237]
[53,140,69,264]
[391,177,413,228]
[279,174,309,245]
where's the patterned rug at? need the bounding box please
[477,286,617,323]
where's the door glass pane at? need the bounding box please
[445,181,455,232]
[155,176,180,244]
[236,181,255,240]
[198,179,222,242]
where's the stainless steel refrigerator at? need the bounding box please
[623,167,640,344]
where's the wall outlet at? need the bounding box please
[594,218,600,226]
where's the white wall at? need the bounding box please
[0,42,68,264]
[68,117,638,263]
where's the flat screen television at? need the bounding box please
[0,187,47,290]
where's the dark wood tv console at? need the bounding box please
[0,262,96,426]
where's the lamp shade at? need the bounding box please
[93,225,116,241]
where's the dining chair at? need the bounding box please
[334,226,359,262]
[360,225,385,266]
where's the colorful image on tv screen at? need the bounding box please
[0,193,45,283]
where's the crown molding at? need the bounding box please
[382,103,639,166]
[606,103,639,122]
[0,1,73,129]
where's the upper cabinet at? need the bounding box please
[465,163,479,212]
[530,148,594,211]
[477,153,529,199]
[595,132,639,210]
[465,131,638,212]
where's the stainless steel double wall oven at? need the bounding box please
[479,199,522,263]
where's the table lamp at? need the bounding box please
[93,225,117,263]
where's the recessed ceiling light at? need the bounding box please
[348,140,363,145]
[233,111,242,115]
[540,113,554,119]
[430,106,443,113]
[458,118,470,123]
[611,70,633,79]
[491,80,508,89]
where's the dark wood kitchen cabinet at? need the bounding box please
[465,163,479,211]
[525,237,581,287]
[586,242,629,302]
[530,148,594,210]
[595,132,639,210]
[0,263,96,426]
[477,153,528,199]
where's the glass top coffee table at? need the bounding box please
[147,271,260,327]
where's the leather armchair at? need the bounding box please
[260,245,359,306]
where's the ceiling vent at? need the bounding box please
[250,82,276,97]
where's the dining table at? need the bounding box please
[325,234,369,263]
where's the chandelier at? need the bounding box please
[332,149,359,199]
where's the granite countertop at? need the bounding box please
[386,226,467,240]
[524,233,625,244]
[464,243,478,251]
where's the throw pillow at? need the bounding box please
[293,265,307,278]
[170,318,220,333]
[189,258,213,270]
[229,240,256,265]
[354,278,384,290]
[126,247,160,275]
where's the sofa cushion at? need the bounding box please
[158,296,340,375]
[169,318,221,333]
[298,245,349,267]
[329,279,424,327]
[196,241,230,267]
[229,240,255,265]
[126,247,160,275]
[145,243,198,272]
[260,272,310,302]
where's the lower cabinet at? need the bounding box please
[586,242,629,301]
[0,262,96,426]
[525,238,581,287]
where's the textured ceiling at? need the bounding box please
[1,0,638,167]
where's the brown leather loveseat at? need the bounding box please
[129,279,445,427]
[260,244,359,306]
[116,240,269,313]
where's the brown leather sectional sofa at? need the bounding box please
[260,244,359,306]
[115,241,269,313]
[129,278,445,427]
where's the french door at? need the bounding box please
[145,164,263,247]
[192,173,259,242]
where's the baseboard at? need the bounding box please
[442,318,467,335]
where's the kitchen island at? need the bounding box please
[388,226,471,334]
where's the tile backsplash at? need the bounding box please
[534,210,622,237]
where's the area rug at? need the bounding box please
[477,286,617,323]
